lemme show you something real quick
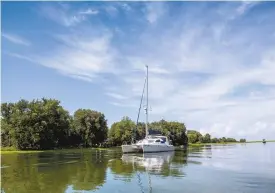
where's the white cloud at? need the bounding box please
[145,2,165,24]
[106,92,128,100]
[39,3,88,27]
[79,8,99,15]
[236,1,259,16]
[216,1,260,21]
[6,52,34,62]
[149,66,170,74]
[109,102,136,108]
[120,3,132,11]
[2,33,30,46]
[104,5,119,17]
[8,31,116,83]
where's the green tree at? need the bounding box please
[150,120,188,146]
[203,133,211,143]
[135,122,146,141]
[226,138,237,142]
[73,109,108,147]
[166,121,188,146]
[220,137,227,143]
[240,138,246,143]
[108,116,135,146]
[1,119,12,147]
[1,98,71,150]
[187,133,197,143]
[187,130,202,143]
[211,137,219,143]
[198,135,204,143]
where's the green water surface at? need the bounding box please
[1,143,275,193]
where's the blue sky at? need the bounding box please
[2,1,275,140]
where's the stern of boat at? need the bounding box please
[122,144,142,153]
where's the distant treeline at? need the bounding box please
[1,98,245,150]
[187,130,246,143]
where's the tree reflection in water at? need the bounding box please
[1,149,109,193]
[1,147,205,193]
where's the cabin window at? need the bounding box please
[161,137,166,142]
[155,139,161,142]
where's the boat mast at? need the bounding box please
[145,65,149,138]
[132,76,147,144]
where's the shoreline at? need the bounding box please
[0,147,111,154]
[1,141,274,154]
[186,140,275,147]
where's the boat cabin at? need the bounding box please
[147,135,171,145]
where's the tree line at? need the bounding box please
[1,98,245,150]
[187,130,245,144]
[1,98,108,150]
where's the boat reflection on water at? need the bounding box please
[121,151,175,173]
[121,152,176,193]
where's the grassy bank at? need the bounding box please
[187,140,275,147]
[246,140,275,143]
[188,142,240,147]
[2,140,274,154]
[1,147,44,154]
[0,146,110,155]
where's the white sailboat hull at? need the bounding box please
[122,144,175,153]
[142,144,175,153]
[121,144,142,153]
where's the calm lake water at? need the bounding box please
[1,143,275,193]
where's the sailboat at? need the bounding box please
[122,65,175,153]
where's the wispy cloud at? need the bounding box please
[2,33,30,46]
[120,3,132,11]
[236,1,259,16]
[5,52,35,62]
[79,8,99,15]
[8,31,116,83]
[106,92,128,100]
[104,5,119,17]
[145,2,165,24]
[40,5,84,26]
[109,102,136,108]
[39,3,99,27]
